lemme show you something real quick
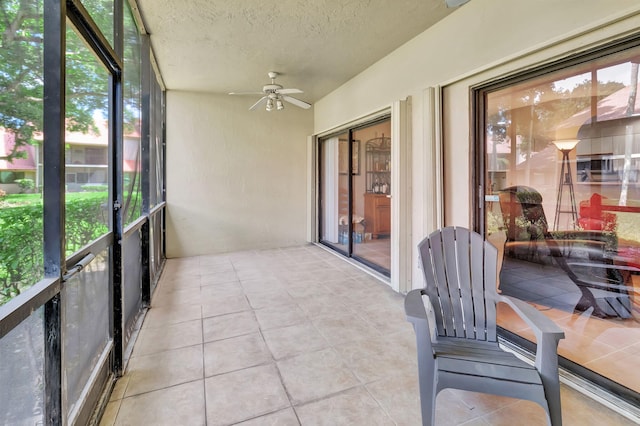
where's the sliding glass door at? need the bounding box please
[476,38,640,403]
[319,118,391,275]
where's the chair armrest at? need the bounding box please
[498,295,565,341]
[498,295,565,382]
[405,289,428,322]
[404,289,434,354]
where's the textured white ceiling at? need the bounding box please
[136,0,456,104]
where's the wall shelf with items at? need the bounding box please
[365,135,391,194]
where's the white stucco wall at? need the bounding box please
[313,0,640,290]
[166,91,313,257]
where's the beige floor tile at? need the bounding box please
[144,303,201,327]
[295,387,394,425]
[235,268,275,281]
[235,408,300,426]
[285,283,333,299]
[262,322,329,360]
[200,281,244,299]
[311,312,381,346]
[205,364,290,426]
[200,270,239,285]
[201,293,251,318]
[202,310,260,342]
[365,372,421,426]
[254,304,308,330]
[478,399,548,426]
[277,348,359,405]
[132,319,202,357]
[449,388,521,417]
[245,289,297,310]
[197,254,232,266]
[199,263,235,275]
[115,380,205,426]
[333,333,403,365]
[241,278,287,293]
[151,286,203,308]
[156,276,202,293]
[125,345,203,397]
[296,298,353,318]
[348,348,417,384]
[204,332,272,376]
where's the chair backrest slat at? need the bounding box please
[458,230,478,339]
[483,239,498,341]
[441,227,467,337]
[418,226,499,343]
[429,231,457,336]
[418,236,446,336]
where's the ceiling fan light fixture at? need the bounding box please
[276,98,284,110]
[266,97,274,111]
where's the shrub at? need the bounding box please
[14,178,35,193]
[81,183,108,192]
[0,202,43,303]
[0,192,109,304]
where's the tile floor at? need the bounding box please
[99,244,636,426]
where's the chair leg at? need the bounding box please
[414,333,437,426]
[416,365,436,426]
[546,390,562,426]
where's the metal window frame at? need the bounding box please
[0,0,167,423]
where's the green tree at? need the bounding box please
[0,0,115,160]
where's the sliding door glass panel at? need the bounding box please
[352,120,391,272]
[0,0,44,305]
[150,77,164,207]
[319,132,348,250]
[483,46,640,393]
[65,25,110,256]
[0,309,44,425]
[123,3,142,225]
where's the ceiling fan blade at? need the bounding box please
[281,95,311,109]
[277,88,303,95]
[229,91,265,96]
[249,96,267,111]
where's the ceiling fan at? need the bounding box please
[229,72,311,111]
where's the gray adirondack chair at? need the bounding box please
[405,226,565,425]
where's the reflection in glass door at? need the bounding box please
[479,45,640,399]
[319,118,391,274]
[352,121,391,272]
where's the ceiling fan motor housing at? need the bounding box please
[263,84,283,93]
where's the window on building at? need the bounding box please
[84,147,107,164]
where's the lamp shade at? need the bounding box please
[552,139,580,151]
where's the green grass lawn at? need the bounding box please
[2,191,108,207]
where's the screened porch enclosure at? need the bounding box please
[0,1,166,424]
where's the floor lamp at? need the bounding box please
[553,139,580,230]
